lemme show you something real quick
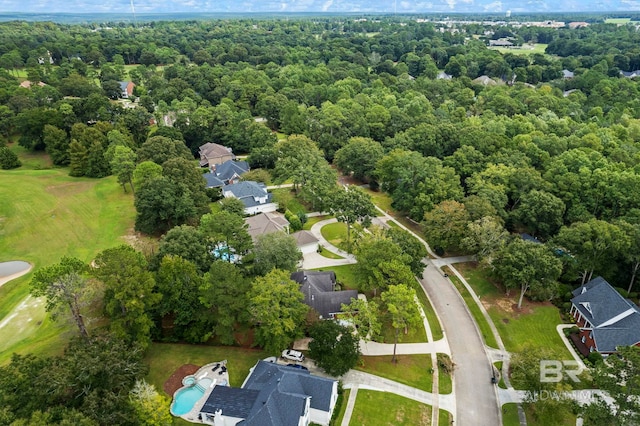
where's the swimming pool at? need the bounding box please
[171,386,204,416]
[171,377,215,416]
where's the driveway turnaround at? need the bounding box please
[419,260,502,426]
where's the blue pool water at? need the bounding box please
[171,387,205,416]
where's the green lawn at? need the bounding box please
[439,409,452,426]
[349,390,431,426]
[361,187,393,215]
[302,214,330,230]
[489,43,548,56]
[144,343,266,394]
[414,284,444,341]
[271,188,309,214]
[319,245,344,259]
[502,403,520,426]
[444,267,499,349]
[379,317,427,344]
[321,221,348,250]
[8,142,53,169]
[455,263,571,359]
[0,164,137,362]
[605,18,632,24]
[312,264,358,291]
[356,355,433,391]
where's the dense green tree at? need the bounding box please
[132,161,163,188]
[218,197,247,217]
[0,146,20,169]
[385,227,428,275]
[423,200,471,253]
[85,140,110,178]
[461,216,509,264]
[381,284,422,363]
[513,190,566,239]
[329,186,376,252]
[252,231,302,276]
[554,219,630,285]
[111,146,137,194]
[152,225,210,273]
[493,239,563,308]
[200,261,251,344]
[43,124,70,165]
[333,137,384,182]
[93,245,160,348]
[308,321,360,377]
[154,255,203,342]
[249,269,309,354]
[200,211,252,263]
[136,136,192,165]
[128,380,172,426]
[340,298,382,342]
[30,257,93,339]
[68,139,88,177]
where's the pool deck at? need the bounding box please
[174,360,230,424]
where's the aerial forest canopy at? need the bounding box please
[1,16,640,293]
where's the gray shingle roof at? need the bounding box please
[571,276,640,353]
[215,160,249,182]
[245,212,289,241]
[200,386,260,418]
[290,271,357,318]
[291,230,319,247]
[203,173,225,188]
[223,181,272,208]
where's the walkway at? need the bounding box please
[308,218,357,260]
[359,339,451,357]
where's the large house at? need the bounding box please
[290,271,358,320]
[222,181,277,215]
[119,81,135,98]
[199,143,236,169]
[198,360,338,426]
[570,276,640,355]
[244,211,290,242]
[203,160,249,188]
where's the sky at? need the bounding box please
[0,0,639,14]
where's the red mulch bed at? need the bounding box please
[163,364,200,395]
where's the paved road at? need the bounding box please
[420,260,502,426]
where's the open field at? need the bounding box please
[349,390,432,425]
[489,43,548,56]
[0,157,136,361]
[454,263,571,359]
[356,354,433,391]
[605,18,633,24]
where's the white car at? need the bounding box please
[281,349,304,362]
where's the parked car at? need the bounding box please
[281,349,304,362]
[286,363,309,370]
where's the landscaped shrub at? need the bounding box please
[0,147,21,169]
[285,209,302,231]
[587,351,603,366]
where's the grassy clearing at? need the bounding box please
[502,403,520,426]
[144,343,266,394]
[356,355,433,391]
[455,263,570,359]
[489,43,548,56]
[605,18,632,24]
[7,142,53,170]
[444,267,499,349]
[349,389,431,425]
[414,284,444,341]
[0,165,136,361]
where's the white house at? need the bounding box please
[222,181,278,215]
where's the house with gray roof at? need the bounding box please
[203,160,249,188]
[198,360,338,426]
[570,276,640,355]
[290,271,358,319]
[244,212,290,242]
[119,81,135,98]
[222,181,278,215]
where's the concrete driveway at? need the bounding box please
[419,260,502,426]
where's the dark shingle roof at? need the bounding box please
[203,173,225,188]
[200,386,260,418]
[223,181,272,208]
[215,160,249,182]
[571,276,640,352]
[290,271,357,318]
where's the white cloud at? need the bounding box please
[322,0,333,11]
[483,1,502,11]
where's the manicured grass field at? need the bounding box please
[439,409,452,426]
[349,390,431,425]
[0,161,136,361]
[605,18,632,24]
[320,221,348,246]
[444,267,499,349]
[319,245,344,259]
[144,343,266,393]
[302,214,330,230]
[379,315,427,344]
[356,355,433,391]
[455,263,571,359]
[489,43,548,56]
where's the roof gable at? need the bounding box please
[245,212,289,241]
[215,160,249,181]
[201,386,260,418]
[291,271,357,318]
